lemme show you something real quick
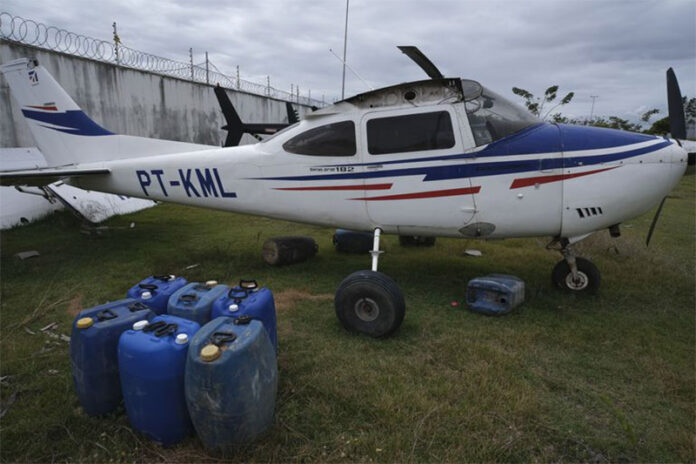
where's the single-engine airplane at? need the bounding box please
[0,47,689,337]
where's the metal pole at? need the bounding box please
[112,22,120,65]
[589,95,598,121]
[266,76,270,96]
[341,0,349,99]
[236,65,240,89]
[205,51,209,85]
[189,48,194,81]
[297,85,299,103]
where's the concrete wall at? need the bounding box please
[0,41,310,148]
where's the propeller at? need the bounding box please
[645,68,687,246]
[214,85,296,147]
[397,46,444,80]
[666,67,686,140]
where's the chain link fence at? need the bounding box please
[0,12,326,107]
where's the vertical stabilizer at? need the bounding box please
[1,57,215,167]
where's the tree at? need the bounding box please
[512,85,574,120]
[645,96,695,135]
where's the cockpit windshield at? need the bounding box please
[464,86,540,146]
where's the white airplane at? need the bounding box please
[0,48,689,337]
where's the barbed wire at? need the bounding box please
[0,12,326,107]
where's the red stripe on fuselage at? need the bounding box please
[351,186,481,201]
[509,167,617,189]
[26,105,58,111]
[275,183,392,191]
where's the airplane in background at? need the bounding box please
[0,47,690,337]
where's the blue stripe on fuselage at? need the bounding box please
[316,123,660,168]
[259,140,671,182]
[22,109,113,136]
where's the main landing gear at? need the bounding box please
[549,238,601,294]
[334,228,405,337]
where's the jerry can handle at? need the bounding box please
[96,309,118,321]
[139,284,157,290]
[239,279,258,290]
[154,323,178,337]
[180,294,198,302]
[234,315,253,325]
[210,331,237,345]
[128,302,150,312]
[143,320,167,333]
[227,288,249,300]
[153,275,172,281]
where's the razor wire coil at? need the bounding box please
[0,12,325,107]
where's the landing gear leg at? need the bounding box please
[334,228,405,337]
[550,239,601,294]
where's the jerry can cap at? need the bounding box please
[76,317,93,329]
[141,291,152,299]
[132,320,149,331]
[205,280,218,288]
[175,333,189,345]
[228,303,239,312]
[200,344,221,362]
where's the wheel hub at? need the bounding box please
[565,271,589,290]
[354,297,379,322]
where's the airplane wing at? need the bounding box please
[46,181,155,224]
[0,167,110,186]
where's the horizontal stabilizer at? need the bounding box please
[0,167,110,186]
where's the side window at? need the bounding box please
[283,121,356,156]
[367,111,455,155]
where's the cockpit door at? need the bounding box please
[359,104,478,236]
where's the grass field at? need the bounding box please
[1,176,694,462]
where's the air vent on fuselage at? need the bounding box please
[576,207,603,218]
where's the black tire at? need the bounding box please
[551,257,601,294]
[398,235,436,247]
[334,270,405,338]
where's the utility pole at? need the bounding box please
[589,95,599,121]
[189,48,194,81]
[205,51,209,85]
[341,0,350,99]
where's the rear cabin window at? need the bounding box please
[367,111,455,155]
[283,121,356,156]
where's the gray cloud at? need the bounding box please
[4,0,695,124]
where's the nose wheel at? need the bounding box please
[334,228,405,337]
[551,247,601,294]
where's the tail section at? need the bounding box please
[1,58,215,167]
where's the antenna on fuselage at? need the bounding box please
[329,48,375,95]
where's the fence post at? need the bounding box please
[189,48,194,81]
[205,51,209,85]
[112,22,120,65]
[296,86,300,103]
[236,65,240,89]
[266,76,270,96]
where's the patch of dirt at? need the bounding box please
[274,289,332,312]
[66,294,83,317]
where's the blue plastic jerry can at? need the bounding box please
[127,275,188,314]
[167,281,228,325]
[333,229,374,254]
[466,274,525,316]
[118,315,200,446]
[185,316,278,452]
[70,299,155,416]
[210,280,278,351]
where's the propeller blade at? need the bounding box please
[214,85,244,147]
[286,102,299,124]
[397,46,444,80]
[645,196,667,247]
[667,68,686,140]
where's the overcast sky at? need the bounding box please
[3,0,695,125]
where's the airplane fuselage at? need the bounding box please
[73,116,687,240]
